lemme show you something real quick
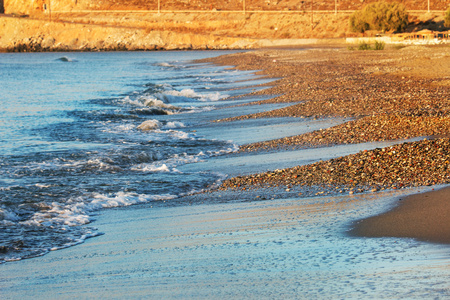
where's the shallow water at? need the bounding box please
[1,51,449,299]
[0,51,273,262]
[1,187,448,299]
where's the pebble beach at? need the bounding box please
[202,45,450,244]
[2,47,450,298]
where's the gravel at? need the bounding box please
[200,47,450,193]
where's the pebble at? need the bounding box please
[201,48,450,194]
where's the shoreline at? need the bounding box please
[3,185,448,298]
[1,49,450,298]
[201,45,450,244]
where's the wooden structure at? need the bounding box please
[392,30,450,42]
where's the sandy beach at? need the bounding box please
[2,46,450,298]
[352,186,450,244]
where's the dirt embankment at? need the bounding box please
[0,10,353,52]
[1,0,448,52]
[0,15,261,52]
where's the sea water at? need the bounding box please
[2,52,450,298]
[0,51,275,262]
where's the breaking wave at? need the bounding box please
[0,51,260,264]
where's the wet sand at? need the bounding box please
[202,45,450,244]
[352,186,450,244]
[1,167,449,299]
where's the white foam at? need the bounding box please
[162,121,185,129]
[87,158,118,171]
[132,163,172,173]
[163,89,228,102]
[143,98,176,110]
[20,191,176,228]
[35,183,52,188]
[200,91,228,102]
[154,62,180,68]
[101,123,136,134]
[122,95,179,113]
[137,120,187,132]
[155,62,173,67]
[131,152,206,173]
[122,96,146,107]
[166,129,190,140]
[165,88,198,99]
[113,124,136,131]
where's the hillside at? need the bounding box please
[1,0,448,51]
[5,0,449,14]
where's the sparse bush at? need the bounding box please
[374,40,385,50]
[356,41,385,51]
[349,13,370,33]
[445,7,450,28]
[349,1,409,33]
[358,42,372,50]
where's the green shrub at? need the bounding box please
[374,40,385,50]
[355,41,385,51]
[349,1,409,33]
[358,42,372,50]
[445,7,450,28]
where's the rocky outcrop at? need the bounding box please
[1,1,445,52]
[0,17,259,52]
[4,0,88,15]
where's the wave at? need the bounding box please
[137,119,161,131]
[122,95,182,115]
[131,163,175,173]
[161,88,228,102]
[57,56,77,62]
[122,83,229,114]
[0,189,177,263]
[154,62,182,68]
[131,152,206,173]
[0,52,258,264]
[137,119,185,131]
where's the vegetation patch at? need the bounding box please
[348,41,385,51]
[349,1,409,33]
[445,7,450,28]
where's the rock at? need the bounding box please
[137,120,160,131]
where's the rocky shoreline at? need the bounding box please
[0,16,259,53]
[221,138,450,193]
[201,46,450,193]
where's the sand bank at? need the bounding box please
[352,186,450,244]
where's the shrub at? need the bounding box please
[356,41,385,51]
[374,40,385,50]
[358,42,372,50]
[349,1,409,33]
[445,7,450,28]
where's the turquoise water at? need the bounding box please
[0,51,272,262]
